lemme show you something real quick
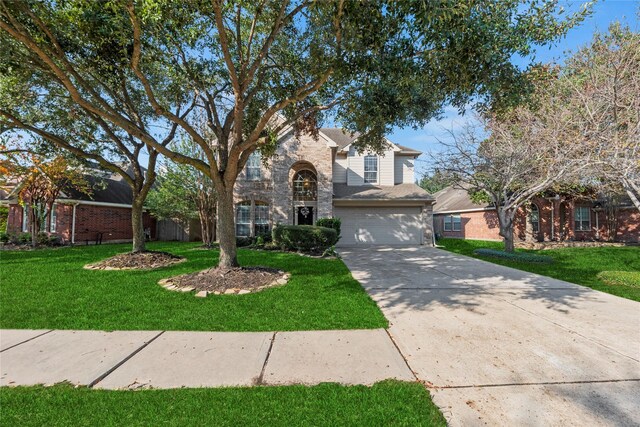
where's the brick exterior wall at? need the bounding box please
[435,209,502,241]
[434,198,639,243]
[5,203,156,244]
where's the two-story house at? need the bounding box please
[234,128,435,246]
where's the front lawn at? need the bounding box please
[0,242,387,331]
[437,238,640,302]
[0,381,446,427]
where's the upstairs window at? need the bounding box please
[574,206,591,231]
[444,215,461,232]
[246,151,261,181]
[364,155,378,183]
[236,202,251,236]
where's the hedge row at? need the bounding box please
[272,225,338,253]
[473,248,554,264]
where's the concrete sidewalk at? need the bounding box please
[0,328,414,389]
[340,246,640,427]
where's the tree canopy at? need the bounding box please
[0,0,590,266]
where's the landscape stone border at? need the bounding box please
[157,270,291,297]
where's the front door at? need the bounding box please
[297,206,314,225]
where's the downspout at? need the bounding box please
[71,203,79,244]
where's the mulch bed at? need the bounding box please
[84,251,186,270]
[158,266,289,296]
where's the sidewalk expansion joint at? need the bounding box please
[0,330,53,353]
[433,378,640,390]
[384,328,419,382]
[88,330,165,388]
[255,331,277,386]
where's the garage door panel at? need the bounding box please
[334,207,423,246]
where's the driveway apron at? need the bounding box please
[340,246,640,426]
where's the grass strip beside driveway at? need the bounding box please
[0,381,445,427]
[0,242,387,331]
[437,238,640,302]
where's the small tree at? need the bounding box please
[562,23,640,209]
[436,102,589,252]
[417,169,456,194]
[148,140,217,247]
[3,154,89,246]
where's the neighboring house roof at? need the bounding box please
[333,183,434,201]
[0,171,135,207]
[433,185,493,214]
[320,128,422,155]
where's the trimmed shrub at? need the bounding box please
[236,236,254,247]
[17,232,31,244]
[315,217,341,241]
[473,248,553,264]
[597,271,640,288]
[0,231,8,243]
[272,225,338,253]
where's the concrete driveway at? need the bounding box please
[340,246,640,426]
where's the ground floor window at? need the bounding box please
[22,204,29,232]
[236,201,270,237]
[50,204,57,233]
[530,204,540,234]
[236,202,251,237]
[254,203,269,236]
[574,206,591,231]
[444,215,461,232]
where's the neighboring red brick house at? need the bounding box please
[433,186,639,243]
[1,172,156,245]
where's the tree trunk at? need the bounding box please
[131,196,146,253]
[217,188,238,268]
[497,207,516,253]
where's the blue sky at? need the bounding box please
[389,0,639,176]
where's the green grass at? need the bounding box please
[0,381,445,427]
[437,238,640,302]
[0,242,387,331]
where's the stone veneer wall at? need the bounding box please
[233,131,333,228]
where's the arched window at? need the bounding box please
[293,170,317,202]
[530,204,540,234]
[236,202,251,236]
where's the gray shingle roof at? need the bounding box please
[433,185,493,213]
[320,128,421,155]
[333,183,434,201]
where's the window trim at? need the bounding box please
[363,155,378,184]
[443,214,461,232]
[574,206,591,232]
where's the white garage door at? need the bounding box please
[334,206,423,246]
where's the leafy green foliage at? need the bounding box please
[0,206,8,232]
[0,242,387,331]
[417,170,455,194]
[0,381,446,427]
[473,248,553,264]
[315,217,342,241]
[273,225,338,253]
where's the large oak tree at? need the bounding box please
[0,0,588,267]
